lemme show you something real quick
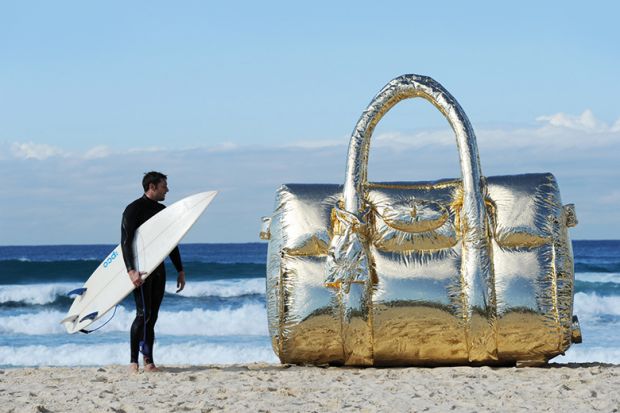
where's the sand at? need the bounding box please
[0,363,618,412]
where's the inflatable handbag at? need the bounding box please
[261,74,581,366]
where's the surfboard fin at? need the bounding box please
[59,314,79,324]
[67,287,87,298]
[79,311,98,323]
[79,305,119,334]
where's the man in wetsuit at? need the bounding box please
[121,171,186,373]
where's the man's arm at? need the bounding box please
[121,205,138,271]
[121,204,143,287]
[169,246,185,292]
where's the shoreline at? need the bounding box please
[1,363,618,412]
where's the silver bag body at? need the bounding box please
[261,75,580,366]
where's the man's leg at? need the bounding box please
[130,271,155,371]
[144,265,166,371]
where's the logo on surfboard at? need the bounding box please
[103,250,119,268]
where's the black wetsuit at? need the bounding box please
[121,195,183,364]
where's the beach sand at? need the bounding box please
[1,363,618,412]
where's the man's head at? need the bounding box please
[142,171,168,201]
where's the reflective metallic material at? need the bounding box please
[325,206,371,291]
[263,74,580,366]
[260,216,271,240]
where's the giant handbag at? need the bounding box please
[260,74,581,366]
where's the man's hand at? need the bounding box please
[176,271,186,293]
[128,270,146,288]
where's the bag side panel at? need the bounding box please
[271,184,345,364]
[552,185,575,351]
[491,241,560,359]
[280,255,343,364]
[266,186,286,359]
[487,173,572,360]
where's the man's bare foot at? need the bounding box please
[128,363,139,374]
[144,362,160,372]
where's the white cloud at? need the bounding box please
[536,109,610,133]
[284,137,347,149]
[2,110,619,244]
[126,146,167,154]
[374,130,453,148]
[10,142,67,160]
[5,110,618,163]
[372,110,620,151]
[7,142,241,160]
[83,145,112,159]
[205,142,239,152]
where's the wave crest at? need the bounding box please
[0,278,266,307]
[0,303,269,336]
[574,292,620,318]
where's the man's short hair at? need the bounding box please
[142,171,167,192]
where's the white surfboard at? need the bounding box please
[61,191,218,334]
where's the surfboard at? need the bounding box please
[61,191,218,334]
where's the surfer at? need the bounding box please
[121,171,186,373]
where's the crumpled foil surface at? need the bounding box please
[263,74,578,366]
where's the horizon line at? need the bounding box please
[0,239,616,248]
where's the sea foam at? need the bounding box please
[0,303,269,336]
[0,340,278,366]
[553,346,620,364]
[165,278,265,297]
[574,292,620,318]
[0,283,78,305]
[575,272,620,284]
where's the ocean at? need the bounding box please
[0,241,618,367]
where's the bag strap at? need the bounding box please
[343,74,484,219]
[328,74,497,363]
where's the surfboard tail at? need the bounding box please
[79,311,99,323]
[67,287,87,298]
[59,314,79,324]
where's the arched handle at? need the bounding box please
[342,74,485,231]
[330,74,496,362]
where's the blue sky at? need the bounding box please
[1,1,619,244]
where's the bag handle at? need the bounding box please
[342,74,485,219]
[328,74,497,362]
